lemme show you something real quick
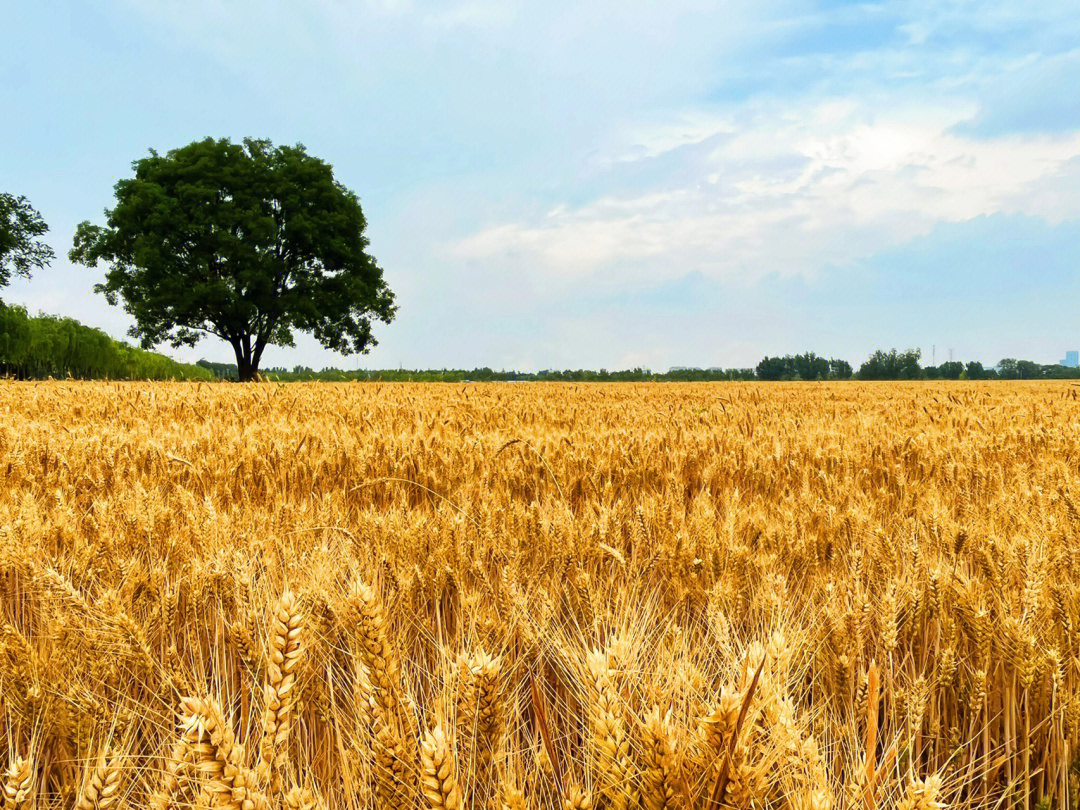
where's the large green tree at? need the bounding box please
[70,137,396,381]
[0,193,55,290]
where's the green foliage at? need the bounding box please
[0,304,215,380]
[202,354,1080,383]
[996,358,1018,378]
[245,365,758,382]
[0,193,55,289]
[857,348,923,380]
[938,360,964,379]
[196,359,239,380]
[70,137,396,380]
[755,352,851,380]
[965,361,988,379]
[997,358,1048,379]
[829,358,853,379]
[856,351,1080,381]
[923,360,964,379]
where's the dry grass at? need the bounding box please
[2,380,1080,810]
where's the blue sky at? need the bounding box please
[3,0,1080,370]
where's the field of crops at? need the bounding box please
[2,381,1079,810]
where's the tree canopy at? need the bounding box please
[0,193,55,290]
[755,352,852,381]
[70,137,396,380]
[856,348,923,380]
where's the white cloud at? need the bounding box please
[450,98,1080,286]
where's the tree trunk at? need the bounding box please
[236,356,257,382]
[232,338,259,382]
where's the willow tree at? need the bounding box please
[71,137,396,381]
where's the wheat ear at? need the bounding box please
[373,709,415,809]
[182,695,268,810]
[896,775,945,810]
[3,755,34,809]
[258,590,304,794]
[348,582,407,716]
[641,707,679,810]
[284,787,326,810]
[585,649,636,810]
[421,725,463,810]
[76,750,122,810]
[456,649,504,802]
[562,786,593,810]
[501,785,528,810]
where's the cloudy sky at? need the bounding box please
[3,1,1080,370]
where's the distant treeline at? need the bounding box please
[843,349,1080,380]
[0,304,215,380]
[199,349,1080,382]
[197,361,758,382]
[4,309,1079,383]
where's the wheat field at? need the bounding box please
[2,381,1079,810]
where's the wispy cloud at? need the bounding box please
[452,99,1080,286]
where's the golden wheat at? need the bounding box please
[2,380,1080,809]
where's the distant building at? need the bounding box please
[1062,351,1079,368]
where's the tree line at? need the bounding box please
[187,349,1080,383]
[3,306,1076,383]
[0,305,214,380]
[761,349,1080,380]
[1,190,213,379]
[199,362,759,382]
